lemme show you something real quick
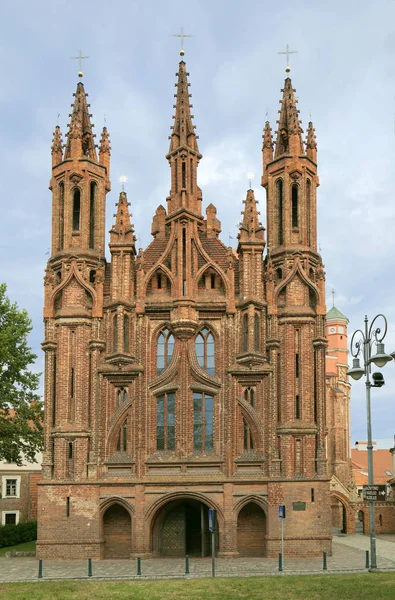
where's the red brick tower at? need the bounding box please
[261,76,331,552]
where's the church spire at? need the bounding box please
[275,78,304,158]
[109,191,136,248]
[262,120,273,172]
[64,82,97,161]
[306,121,317,162]
[51,125,63,166]
[238,189,265,246]
[166,60,203,216]
[99,126,111,175]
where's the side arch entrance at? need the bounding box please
[331,495,347,534]
[151,498,217,557]
[237,502,266,556]
[102,503,132,558]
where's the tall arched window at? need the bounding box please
[277,179,283,245]
[292,185,298,228]
[89,182,95,249]
[242,314,249,352]
[123,314,129,352]
[193,392,214,452]
[156,392,175,451]
[195,328,215,375]
[157,328,174,375]
[254,313,260,351]
[59,182,64,250]
[113,314,118,352]
[72,189,81,231]
[306,179,311,245]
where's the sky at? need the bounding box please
[0,0,395,447]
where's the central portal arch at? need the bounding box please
[151,498,216,557]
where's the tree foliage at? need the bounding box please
[0,283,43,464]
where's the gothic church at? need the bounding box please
[37,53,349,559]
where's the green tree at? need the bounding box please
[0,283,43,464]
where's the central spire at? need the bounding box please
[64,82,97,161]
[166,60,203,217]
[275,77,304,158]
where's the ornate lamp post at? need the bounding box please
[347,314,394,570]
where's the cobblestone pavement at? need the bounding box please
[1,535,395,583]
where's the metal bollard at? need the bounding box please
[38,559,43,579]
[365,550,369,569]
[88,557,92,577]
[185,554,190,575]
[278,552,283,572]
[323,551,327,571]
[137,556,141,576]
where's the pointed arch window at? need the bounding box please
[254,312,260,351]
[72,189,81,231]
[292,185,298,228]
[242,314,249,352]
[156,392,175,451]
[195,328,215,376]
[277,179,283,245]
[59,182,64,250]
[243,420,254,451]
[157,328,174,375]
[193,392,214,452]
[89,182,96,249]
[306,179,311,246]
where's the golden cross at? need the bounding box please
[278,44,298,71]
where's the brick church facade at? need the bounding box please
[37,56,339,559]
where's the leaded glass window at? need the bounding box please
[195,328,215,376]
[156,392,175,451]
[157,328,175,375]
[193,392,214,452]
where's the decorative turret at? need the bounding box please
[275,78,304,157]
[238,189,265,245]
[306,121,317,163]
[64,82,97,161]
[262,121,273,172]
[166,60,203,216]
[109,191,136,248]
[99,126,111,175]
[51,126,63,166]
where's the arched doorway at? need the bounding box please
[151,498,216,557]
[355,509,364,534]
[103,503,132,558]
[237,502,266,556]
[331,496,347,534]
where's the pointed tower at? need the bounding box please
[109,190,136,301]
[166,60,203,216]
[42,75,110,485]
[261,71,329,553]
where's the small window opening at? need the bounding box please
[157,273,162,289]
[68,442,73,460]
[89,270,96,283]
[311,488,315,503]
[72,189,81,231]
[210,273,215,289]
[292,185,298,228]
[66,497,70,517]
[295,395,300,419]
[182,161,186,188]
[295,353,299,378]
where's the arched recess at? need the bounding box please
[236,501,267,556]
[197,266,226,297]
[331,493,349,534]
[148,493,222,557]
[274,259,319,308]
[51,261,97,310]
[236,396,264,454]
[106,408,132,458]
[146,267,172,298]
[100,499,134,559]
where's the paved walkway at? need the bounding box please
[1,535,395,583]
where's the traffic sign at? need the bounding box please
[208,508,217,532]
[363,484,387,501]
[278,504,286,519]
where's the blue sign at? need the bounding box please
[208,508,216,532]
[278,505,286,519]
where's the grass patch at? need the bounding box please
[1,573,395,600]
[0,540,36,557]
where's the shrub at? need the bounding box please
[0,520,37,548]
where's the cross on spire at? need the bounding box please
[71,49,89,77]
[332,288,335,307]
[278,44,298,73]
[172,26,193,56]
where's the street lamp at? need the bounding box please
[347,314,393,570]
